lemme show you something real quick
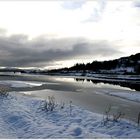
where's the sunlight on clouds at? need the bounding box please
[46,59,94,69]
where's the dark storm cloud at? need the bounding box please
[0,33,121,67]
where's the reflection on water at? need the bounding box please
[74,78,140,91]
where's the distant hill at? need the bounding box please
[0,53,139,75]
[49,53,140,75]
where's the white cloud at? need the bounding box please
[61,0,86,10]
[0,1,139,40]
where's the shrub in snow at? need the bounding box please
[60,102,65,109]
[103,105,112,125]
[138,112,140,126]
[69,100,73,116]
[102,105,125,125]
[0,87,9,97]
[39,96,58,112]
[113,111,125,122]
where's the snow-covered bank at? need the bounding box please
[0,80,43,88]
[95,90,140,103]
[51,72,140,81]
[0,92,140,138]
[87,73,140,81]
[47,73,140,92]
[107,91,140,102]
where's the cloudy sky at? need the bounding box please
[0,0,140,69]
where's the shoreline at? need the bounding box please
[0,73,140,91]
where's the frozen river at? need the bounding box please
[0,74,140,123]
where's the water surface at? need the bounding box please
[0,74,140,122]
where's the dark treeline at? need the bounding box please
[49,53,140,74]
[70,60,118,71]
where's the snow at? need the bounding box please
[57,72,140,81]
[112,67,134,73]
[88,74,140,81]
[108,91,140,102]
[0,91,140,138]
[95,90,140,103]
[0,80,43,88]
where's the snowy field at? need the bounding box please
[0,91,140,138]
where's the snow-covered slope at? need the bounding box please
[0,92,140,138]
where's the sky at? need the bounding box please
[0,0,140,69]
